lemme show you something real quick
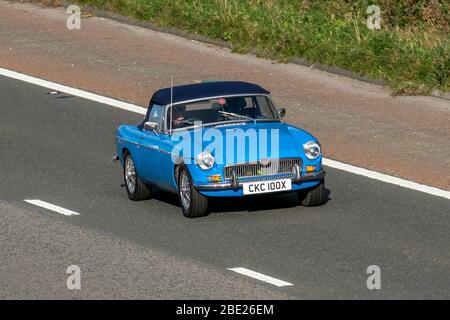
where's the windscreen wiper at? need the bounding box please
[218,111,256,123]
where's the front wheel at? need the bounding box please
[178,166,208,218]
[123,152,151,201]
[298,179,326,206]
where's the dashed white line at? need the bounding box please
[24,199,81,216]
[227,267,294,287]
[1,67,449,200]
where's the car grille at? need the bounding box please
[224,158,302,180]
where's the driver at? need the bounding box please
[171,105,186,128]
[225,96,247,114]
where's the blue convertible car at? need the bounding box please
[114,81,326,217]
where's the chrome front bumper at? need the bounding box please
[194,170,325,191]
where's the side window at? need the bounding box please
[255,96,276,118]
[147,104,164,131]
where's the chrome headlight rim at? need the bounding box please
[196,150,215,170]
[303,141,321,160]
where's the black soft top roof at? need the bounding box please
[150,81,270,105]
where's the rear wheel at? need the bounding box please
[124,152,151,201]
[298,179,326,206]
[178,166,208,218]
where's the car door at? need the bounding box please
[138,104,165,185]
[157,133,177,191]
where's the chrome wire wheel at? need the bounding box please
[179,170,191,210]
[125,155,136,194]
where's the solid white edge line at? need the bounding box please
[322,159,450,200]
[0,68,147,115]
[24,199,81,216]
[228,267,293,287]
[1,67,449,200]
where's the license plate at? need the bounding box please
[242,178,292,195]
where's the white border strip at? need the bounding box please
[228,267,293,287]
[323,159,450,200]
[1,67,449,200]
[24,199,81,216]
[0,68,147,115]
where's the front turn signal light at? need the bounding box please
[207,174,222,182]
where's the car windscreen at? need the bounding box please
[167,95,278,130]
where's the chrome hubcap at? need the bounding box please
[125,155,136,194]
[180,171,191,210]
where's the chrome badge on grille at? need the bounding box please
[259,159,271,167]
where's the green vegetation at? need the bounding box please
[75,0,449,94]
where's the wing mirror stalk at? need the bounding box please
[144,121,159,135]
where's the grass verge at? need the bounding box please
[71,0,449,94]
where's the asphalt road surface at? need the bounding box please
[1,75,449,299]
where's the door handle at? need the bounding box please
[148,145,159,151]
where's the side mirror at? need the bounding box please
[277,108,286,118]
[144,121,158,132]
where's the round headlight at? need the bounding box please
[196,151,215,170]
[303,141,321,160]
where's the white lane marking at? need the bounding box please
[1,67,449,200]
[227,267,293,287]
[323,159,450,200]
[24,199,81,216]
[0,68,147,115]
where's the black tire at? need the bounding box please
[123,152,151,201]
[178,166,208,218]
[298,179,326,207]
